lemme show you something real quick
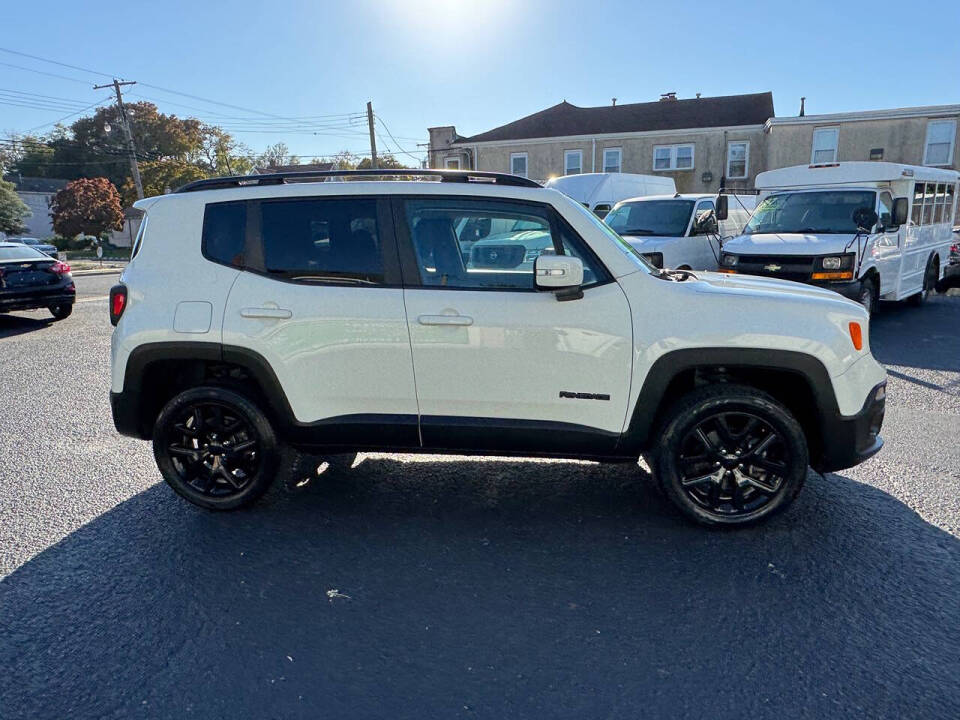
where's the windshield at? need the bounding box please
[561,197,658,273]
[744,191,876,234]
[604,200,694,237]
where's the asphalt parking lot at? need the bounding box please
[1,273,959,720]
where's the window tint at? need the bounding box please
[260,198,383,283]
[403,198,603,291]
[202,202,246,267]
[0,245,46,261]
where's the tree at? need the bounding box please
[120,160,207,204]
[0,178,30,235]
[357,153,410,170]
[50,178,124,238]
[256,142,295,170]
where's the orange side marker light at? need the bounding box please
[849,321,863,351]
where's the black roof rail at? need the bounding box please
[174,169,542,193]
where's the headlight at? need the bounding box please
[721,254,737,267]
[822,256,842,270]
[816,254,855,271]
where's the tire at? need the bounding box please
[650,384,809,527]
[907,255,938,306]
[857,277,877,315]
[49,304,72,320]
[153,386,280,510]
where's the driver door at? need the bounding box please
[394,196,634,454]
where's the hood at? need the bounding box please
[692,270,863,308]
[624,235,682,252]
[723,233,857,256]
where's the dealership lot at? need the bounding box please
[1,274,958,718]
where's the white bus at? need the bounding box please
[719,162,959,312]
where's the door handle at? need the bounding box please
[418,314,473,326]
[240,307,293,319]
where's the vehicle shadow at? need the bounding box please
[2,458,958,720]
[0,314,52,339]
[872,294,960,373]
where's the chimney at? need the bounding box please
[659,92,677,102]
[611,97,617,106]
[799,96,806,117]
[696,92,701,99]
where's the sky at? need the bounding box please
[1,0,958,164]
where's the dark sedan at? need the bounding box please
[7,236,60,259]
[0,242,75,320]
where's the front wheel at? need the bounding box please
[153,386,280,510]
[651,385,809,527]
[857,277,877,315]
[907,255,938,306]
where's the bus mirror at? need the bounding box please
[892,197,908,227]
[853,207,878,232]
[716,194,729,221]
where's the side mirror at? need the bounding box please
[853,207,879,232]
[715,194,729,221]
[892,197,908,227]
[694,211,719,235]
[535,254,584,301]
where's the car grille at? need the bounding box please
[733,255,815,282]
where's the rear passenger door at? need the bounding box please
[219,195,419,443]
[395,196,633,455]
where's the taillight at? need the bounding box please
[109,284,127,326]
[49,260,71,275]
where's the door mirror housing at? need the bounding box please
[535,254,584,301]
[715,194,729,221]
[693,211,719,235]
[892,197,909,227]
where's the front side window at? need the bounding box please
[259,198,383,283]
[923,120,957,166]
[743,191,876,235]
[564,150,582,175]
[877,192,894,228]
[726,141,749,179]
[811,127,839,164]
[603,148,622,173]
[403,198,603,290]
[652,144,694,171]
[510,152,528,178]
[693,201,716,234]
[605,200,695,237]
[202,202,246,267]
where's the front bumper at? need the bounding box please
[0,290,75,312]
[816,381,886,473]
[810,279,862,301]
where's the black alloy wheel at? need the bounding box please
[652,385,808,527]
[153,387,279,509]
[676,412,787,517]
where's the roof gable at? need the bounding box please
[456,92,774,144]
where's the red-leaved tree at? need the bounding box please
[50,177,124,238]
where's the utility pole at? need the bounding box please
[94,79,144,199]
[366,101,378,170]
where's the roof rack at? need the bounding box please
[174,169,542,193]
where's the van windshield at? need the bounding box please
[604,200,694,237]
[744,190,876,234]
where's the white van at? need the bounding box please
[603,193,755,270]
[720,162,960,312]
[545,173,676,218]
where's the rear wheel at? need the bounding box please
[651,385,808,527]
[153,386,279,510]
[49,304,72,320]
[907,255,938,306]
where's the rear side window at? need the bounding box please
[202,202,246,267]
[260,198,383,283]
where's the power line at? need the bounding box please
[0,46,116,80]
[24,99,114,133]
[374,115,424,163]
[0,60,94,85]
[0,87,93,105]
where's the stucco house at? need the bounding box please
[1,174,67,239]
[429,94,960,194]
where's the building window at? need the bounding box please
[602,147,622,173]
[811,127,839,164]
[652,144,694,171]
[923,119,957,166]
[564,150,582,175]
[445,157,460,169]
[726,141,749,179]
[510,152,528,178]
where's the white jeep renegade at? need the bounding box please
[109,169,887,526]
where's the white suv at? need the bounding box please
[109,169,887,526]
